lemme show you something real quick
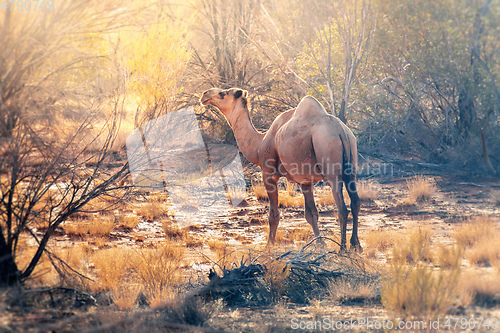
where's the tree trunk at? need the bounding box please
[338,99,347,124]
[0,232,19,286]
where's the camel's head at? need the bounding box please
[199,88,248,115]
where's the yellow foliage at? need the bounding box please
[126,20,191,109]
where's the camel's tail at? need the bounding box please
[339,134,355,187]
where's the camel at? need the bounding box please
[200,88,362,252]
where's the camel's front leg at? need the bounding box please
[264,176,280,245]
[300,184,320,238]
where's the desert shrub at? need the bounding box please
[263,258,291,301]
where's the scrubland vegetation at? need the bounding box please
[1,0,499,331]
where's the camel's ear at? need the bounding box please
[234,89,248,99]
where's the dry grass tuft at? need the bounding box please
[117,214,139,230]
[453,216,500,267]
[357,181,378,202]
[402,175,436,204]
[433,243,465,268]
[453,216,495,247]
[363,229,397,253]
[391,227,433,264]
[137,202,170,221]
[466,239,500,267]
[130,241,185,307]
[278,180,304,208]
[64,215,115,238]
[112,284,141,310]
[382,227,462,319]
[459,271,500,306]
[161,220,184,239]
[91,247,130,292]
[252,181,268,201]
[328,278,379,304]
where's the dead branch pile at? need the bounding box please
[194,237,380,307]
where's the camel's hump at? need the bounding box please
[292,96,329,119]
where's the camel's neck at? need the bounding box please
[225,102,264,166]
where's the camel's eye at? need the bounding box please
[219,91,226,98]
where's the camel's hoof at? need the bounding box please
[350,244,363,254]
[339,245,348,253]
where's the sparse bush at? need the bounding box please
[434,243,465,268]
[263,258,291,301]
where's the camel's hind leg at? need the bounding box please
[300,184,320,238]
[326,176,349,251]
[346,179,362,253]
